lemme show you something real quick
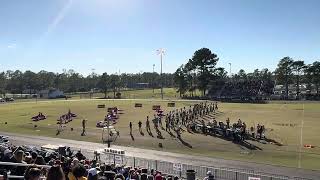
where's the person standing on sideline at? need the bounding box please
[146,116,150,133]
[138,121,142,132]
[129,122,132,134]
[81,119,86,136]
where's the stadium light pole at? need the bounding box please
[229,63,232,77]
[157,48,165,100]
[153,64,155,94]
[90,68,95,99]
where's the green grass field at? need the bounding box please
[0,99,319,170]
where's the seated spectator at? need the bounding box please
[115,173,125,180]
[155,172,162,180]
[203,171,214,180]
[47,165,65,180]
[75,150,85,160]
[68,158,80,180]
[166,175,173,180]
[130,170,140,180]
[10,150,26,176]
[30,152,38,164]
[34,156,46,165]
[24,152,32,164]
[103,165,116,180]
[1,142,202,180]
[121,166,130,179]
[24,166,42,180]
[2,147,12,162]
[141,168,148,180]
[72,164,87,180]
[88,167,99,180]
[147,169,154,180]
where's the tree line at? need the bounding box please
[1,48,319,99]
[274,57,320,98]
[0,69,174,98]
[174,48,320,98]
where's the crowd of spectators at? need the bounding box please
[220,80,274,100]
[0,144,183,180]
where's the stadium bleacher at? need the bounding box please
[209,80,274,102]
[0,143,191,180]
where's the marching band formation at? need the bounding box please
[130,101,266,143]
[31,101,266,144]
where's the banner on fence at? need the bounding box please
[105,154,113,164]
[115,155,122,164]
[168,102,175,107]
[97,104,105,108]
[135,103,142,107]
[173,163,182,172]
[152,105,161,110]
[248,177,261,180]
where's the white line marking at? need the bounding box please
[298,103,304,168]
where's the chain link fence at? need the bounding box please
[120,156,312,180]
[0,155,314,180]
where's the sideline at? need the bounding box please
[1,131,319,179]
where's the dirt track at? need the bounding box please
[1,132,320,179]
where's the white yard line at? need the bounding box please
[298,103,305,168]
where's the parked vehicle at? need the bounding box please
[5,97,14,102]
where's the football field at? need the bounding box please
[0,99,319,170]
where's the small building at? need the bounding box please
[127,83,150,89]
[39,89,65,99]
[22,89,37,94]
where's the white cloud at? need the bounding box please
[44,0,73,37]
[7,44,16,49]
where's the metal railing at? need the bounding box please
[0,158,314,180]
[0,162,51,179]
[122,156,313,180]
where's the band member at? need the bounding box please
[226,118,230,129]
[129,122,133,134]
[241,122,246,140]
[146,116,151,133]
[250,126,255,138]
[257,124,261,139]
[59,116,63,125]
[138,121,142,132]
[237,119,242,127]
[159,115,163,128]
[57,116,63,135]
[202,120,206,135]
[176,126,181,139]
[154,115,159,129]
[165,119,169,131]
[259,125,265,139]
[81,119,86,136]
[170,119,174,130]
